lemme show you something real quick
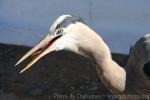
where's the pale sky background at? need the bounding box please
[0,0,150,54]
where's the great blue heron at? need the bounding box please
[15,15,150,97]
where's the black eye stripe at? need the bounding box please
[49,15,86,35]
[55,16,86,29]
[55,24,61,30]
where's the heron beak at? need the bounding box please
[15,34,61,73]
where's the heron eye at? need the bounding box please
[54,28,63,35]
[58,28,63,33]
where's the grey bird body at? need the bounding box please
[125,34,150,95]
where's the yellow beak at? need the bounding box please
[15,34,61,73]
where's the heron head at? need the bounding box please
[15,15,87,73]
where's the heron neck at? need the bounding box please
[92,42,126,93]
[75,23,126,92]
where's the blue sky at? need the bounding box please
[0,0,150,54]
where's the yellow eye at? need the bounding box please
[59,28,63,33]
